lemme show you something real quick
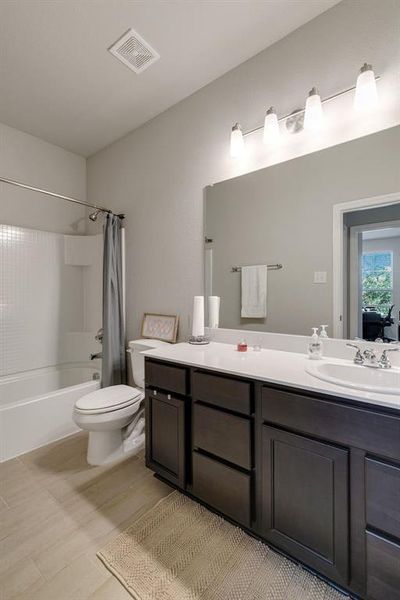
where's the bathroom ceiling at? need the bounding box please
[0,0,340,157]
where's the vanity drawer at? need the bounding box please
[193,403,252,469]
[366,531,400,600]
[261,386,400,461]
[192,371,251,415]
[192,451,251,527]
[145,360,188,395]
[366,457,400,539]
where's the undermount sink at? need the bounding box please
[306,361,400,395]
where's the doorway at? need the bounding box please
[347,221,400,341]
[333,194,400,339]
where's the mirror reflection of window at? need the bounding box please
[362,251,393,314]
[360,227,400,342]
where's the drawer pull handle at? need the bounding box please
[167,394,171,400]
[153,390,157,396]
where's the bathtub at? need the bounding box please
[0,364,101,461]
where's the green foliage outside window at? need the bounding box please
[362,252,393,315]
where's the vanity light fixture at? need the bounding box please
[230,62,380,158]
[263,107,280,144]
[354,63,378,111]
[304,87,324,132]
[230,123,245,158]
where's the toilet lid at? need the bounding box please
[75,384,142,412]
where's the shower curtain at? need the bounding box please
[102,214,126,387]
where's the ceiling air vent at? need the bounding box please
[108,28,160,74]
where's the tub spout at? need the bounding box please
[90,352,103,360]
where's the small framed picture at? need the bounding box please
[141,313,179,343]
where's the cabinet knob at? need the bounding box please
[153,389,157,396]
[167,394,171,400]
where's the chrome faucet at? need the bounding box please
[378,347,399,369]
[346,343,364,364]
[347,343,399,369]
[362,348,379,368]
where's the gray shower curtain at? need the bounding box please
[102,214,126,387]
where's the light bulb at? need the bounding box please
[354,63,378,111]
[304,87,324,132]
[230,123,244,158]
[263,107,280,144]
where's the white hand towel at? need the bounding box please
[241,265,267,318]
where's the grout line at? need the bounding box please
[28,556,46,583]
[0,495,10,509]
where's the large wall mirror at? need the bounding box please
[204,126,400,341]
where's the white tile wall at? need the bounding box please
[0,225,102,377]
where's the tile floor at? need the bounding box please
[0,432,172,599]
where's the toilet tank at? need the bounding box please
[128,339,170,388]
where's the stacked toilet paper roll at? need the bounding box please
[192,296,205,337]
[208,296,220,328]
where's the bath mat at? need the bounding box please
[97,491,348,600]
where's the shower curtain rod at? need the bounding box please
[0,175,121,216]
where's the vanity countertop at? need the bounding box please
[143,342,400,412]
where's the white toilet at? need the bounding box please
[73,338,169,465]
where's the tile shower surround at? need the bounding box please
[0,224,101,377]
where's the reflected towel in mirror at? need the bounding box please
[241,265,267,318]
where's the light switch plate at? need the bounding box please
[314,271,327,284]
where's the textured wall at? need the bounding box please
[87,0,400,340]
[0,123,86,234]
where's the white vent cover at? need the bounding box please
[108,28,160,74]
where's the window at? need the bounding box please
[362,251,393,314]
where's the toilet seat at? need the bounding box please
[75,384,143,415]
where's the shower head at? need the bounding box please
[89,209,101,222]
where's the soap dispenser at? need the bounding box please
[320,325,329,339]
[308,327,323,360]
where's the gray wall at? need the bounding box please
[87,0,400,341]
[206,128,400,336]
[0,123,87,233]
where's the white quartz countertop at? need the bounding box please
[143,342,400,412]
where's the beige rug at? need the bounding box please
[97,491,347,600]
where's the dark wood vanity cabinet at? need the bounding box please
[145,358,400,599]
[145,361,188,487]
[261,425,349,585]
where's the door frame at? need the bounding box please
[332,192,400,338]
[347,219,400,339]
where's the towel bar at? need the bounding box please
[231,264,283,273]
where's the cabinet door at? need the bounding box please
[261,426,349,586]
[366,531,400,600]
[145,389,185,488]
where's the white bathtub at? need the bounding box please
[0,364,101,461]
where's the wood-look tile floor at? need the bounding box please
[0,432,172,600]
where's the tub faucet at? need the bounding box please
[90,352,103,360]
